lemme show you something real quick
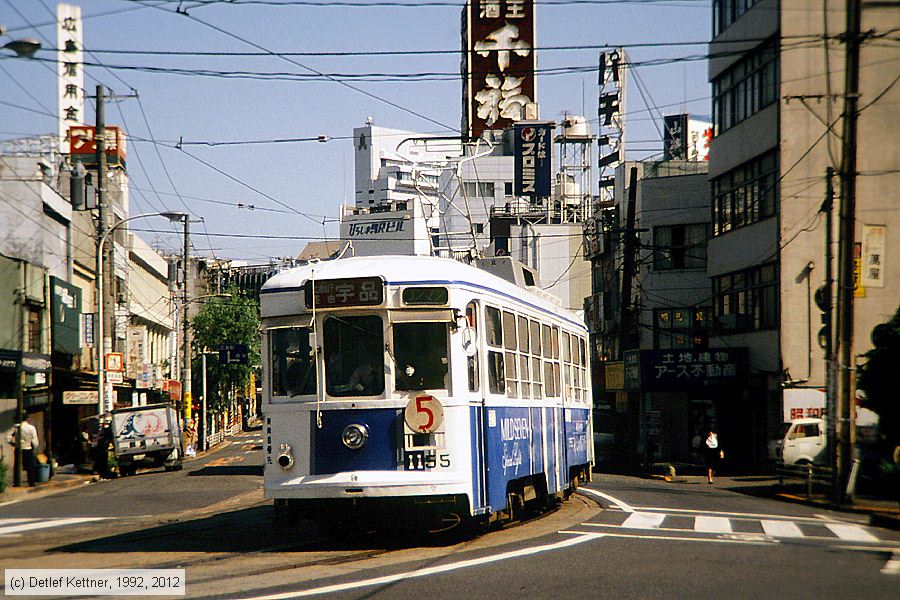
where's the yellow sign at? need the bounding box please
[604,362,625,391]
[854,242,865,297]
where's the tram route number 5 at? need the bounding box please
[404,395,444,434]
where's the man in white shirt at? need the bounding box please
[18,415,40,486]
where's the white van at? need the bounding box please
[768,417,826,465]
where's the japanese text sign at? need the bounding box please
[465,0,536,138]
[624,348,748,391]
[514,122,553,196]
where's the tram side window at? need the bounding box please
[530,320,543,398]
[486,305,506,395]
[271,327,317,398]
[324,316,385,397]
[394,322,449,391]
[466,302,479,392]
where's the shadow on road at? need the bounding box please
[52,505,472,554]
[187,465,264,477]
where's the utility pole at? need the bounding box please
[834,0,862,505]
[820,168,836,501]
[95,84,111,415]
[182,216,192,424]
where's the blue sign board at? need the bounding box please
[219,343,249,365]
[514,122,553,197]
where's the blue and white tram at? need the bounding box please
[260,255,593,529]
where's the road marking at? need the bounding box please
[694,516,732,534]
[631,506,839,522]
[577,488,635,512]
[559,530,776,546]
[761,520,805,538]
[206,456,245,467]
[881,552,900,575]
[0,517,104,535]
[621,512,665,530]
[238,533,604,599]
[825,523,879,542]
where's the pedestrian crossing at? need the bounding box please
[0,517,104,537]
[575,509,889,544]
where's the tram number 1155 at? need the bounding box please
[405,450,450,470]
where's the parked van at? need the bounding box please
[768,417,826,465]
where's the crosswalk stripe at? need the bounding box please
[621,512,666,529]
[694,516,732,533]
[0,517,104,535]
[825,523,879,542]
[761,520,805,538]
[0,518,41,527]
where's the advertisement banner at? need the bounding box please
[50,277,82,355]
[57,3,84,154]
[465,0,537,138]
[513,122,552,197]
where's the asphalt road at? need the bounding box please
[1,434,897,599]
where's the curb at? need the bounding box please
[0,474,100,502]
[870,512,900,531]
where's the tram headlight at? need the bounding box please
[341,423,369,450]
[277,443,294,470]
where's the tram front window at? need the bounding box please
[271,327,317,398]
[394,322,449,391]
[324,316,385,396]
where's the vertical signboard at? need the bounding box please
[514,122,552,196]
[57,3,84,154]
[126,325,148,381]
[597,49,626,204]
[663,114,689,161]
[50,277,83,355]
[861,224,885,288]
[464,0,537,139]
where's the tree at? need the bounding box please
[856,305,900,459]
[190,286,260,413]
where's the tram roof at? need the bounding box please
[260,255,581,327]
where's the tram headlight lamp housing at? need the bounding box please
[277,443,294,470]
[341,423,369,450]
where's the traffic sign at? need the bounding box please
[219,343,249,365]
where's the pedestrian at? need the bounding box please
[18,414,40,486]
[704,429,720,483]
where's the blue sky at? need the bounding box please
[1,0,711,261]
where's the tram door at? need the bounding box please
[464,301,489,514]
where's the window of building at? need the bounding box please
[713,0,761,37]
[654,308,712,349]
[712,151,778,236]
[26,307,41,353]
[712,37,778,134]
[463,181,495,198]
[504,182,514,196]
[713,263,778,333]
[653,223,708,270]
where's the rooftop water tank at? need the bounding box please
[562,115,590,138]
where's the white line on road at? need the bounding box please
[0,517,105,535]
[577,488,635,512]
[237,533,605,599]
[621,512,666,530]
[882,552,900,575]
[760,520,805,538]
[559,530,776,546]
[694,516,733,534]
[631,506,840,522]
[825,523,879,542]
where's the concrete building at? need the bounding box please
[708,0,899,465]
[586,159,714,470]
[344,120,593,314]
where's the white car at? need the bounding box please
[768,418,826,465]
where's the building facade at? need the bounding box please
[708,0,899,465]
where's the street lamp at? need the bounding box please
[96,212,187,418]
[0,26,41,59]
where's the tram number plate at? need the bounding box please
[405,450,450,470]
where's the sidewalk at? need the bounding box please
[641,463,900,530]
[0,471,100,504]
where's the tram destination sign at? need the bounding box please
[305,277,384,308]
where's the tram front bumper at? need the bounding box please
[266,470,470,499]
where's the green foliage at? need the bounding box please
[857,306,900,455]
[0,453,7,493]
[190,286,260,413]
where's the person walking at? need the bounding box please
[19,414,40,486]
[704,430,720,484]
